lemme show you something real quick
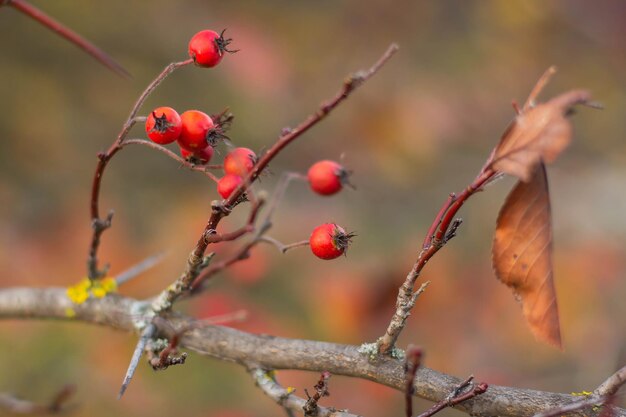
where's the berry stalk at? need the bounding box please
[87,59,193,279]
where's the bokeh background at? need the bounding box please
[1,1,625,416]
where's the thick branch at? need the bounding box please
[1,287,623,417]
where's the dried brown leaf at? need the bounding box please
[491,89,591,182]
[492,164,561,348]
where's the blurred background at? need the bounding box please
[1,1,625,416]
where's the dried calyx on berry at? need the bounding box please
[331,226,356,254]
[309,223,356,260]
[308,160,354,196]
[145,107,182,145]
[188,29,239,68]
[215,29,240,56]
[151,112,173,133]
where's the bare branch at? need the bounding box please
[533,396,606,417]
[2,287,624,417]
[303,371,332,416]
[87,59,193,279]
[596,366,626,397]
[122,139,219,182]
[377,167,495,355]
[250,368,360,417]
[417,376,488,417]
[0,384,75,414]
[523,66,557,111]
[155,43,399,311]
[3,0,129,76]
[259,236,310,254]
[404,346,422,417]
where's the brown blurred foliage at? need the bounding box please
[1,1,625,416]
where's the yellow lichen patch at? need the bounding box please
[66,277,118,304]
[66,279,90,304]
[286,387,295,394]
[101,277,117,293]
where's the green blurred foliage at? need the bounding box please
[1,1,625,416]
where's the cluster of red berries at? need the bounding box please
[144,30,239,162]
[145,107,218,164]
[147,29,355,261]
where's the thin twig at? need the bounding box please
[523,66,557,111]
[115,252,166,287]
[377,65,574,354]
[249,368,360,417]
[4,0,129,76]
[533,396,607,417]
[148,311,248,371]
[203,198,266,245]
[264,172,308,221]
[534,366,626,417]
[405,346,423,417]
[303,371,332,416]
[422,193,456,250]
[377,168,495,355]
[0,384,76,414]
[596,366,626,397]
[259,236,309,254]
[87,59,193,279]
[416,377,488,417]
[190,233,262,291]
[122,138,219,182]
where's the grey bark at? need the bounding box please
[0,287,622,417]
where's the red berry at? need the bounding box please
[188,29,238,68]
[224,147,257,177]
[178,110,215,151]
[181,145,214,165]
[217,174,243,199]
[145,107,182,144]
[309,223,355,260]
[308,160,352,196]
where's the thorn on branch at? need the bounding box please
[443,219,463,244]
[118,323,156,399]
[88,210,115,279]
[92,210,114,233]
[303,371,332,416]
[115,252,166,287]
